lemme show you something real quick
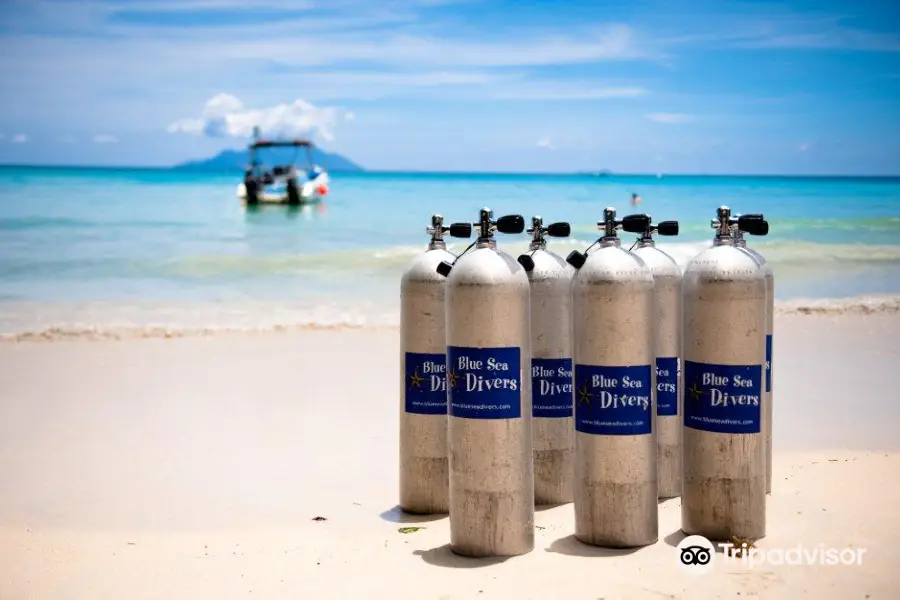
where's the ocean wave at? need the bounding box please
[570,216,900,236]
[0,216,199,231]
[141,239,900,279]
[1,294,897,343]
[0,321,398,342]
[774,295,900,315]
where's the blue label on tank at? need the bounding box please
[765,334,773,393]
[684,361,762,434]
[656,357,679,416]
[574,364,652,435]
[447,346,521,419]
[404,352,447,415]
[531,358,573,418]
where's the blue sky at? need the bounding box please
[0,0,898,174]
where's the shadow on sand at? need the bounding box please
[414,544,513,568]
[379,505,447,524]
[545,534,643,558]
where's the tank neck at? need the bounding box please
[528,239,546,251]
[475,238,497,250]
[712,234,735,247]
[599,236,621,248]
[427,239,447,251]
[636,238,655,248]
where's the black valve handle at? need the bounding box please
[620,214,652,233]
[656,220,679,236]
[496,214,525,234]
[738,214,768,236]
[449,222,472,238]
[546,222,571,237]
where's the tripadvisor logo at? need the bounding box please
[676,534,867,574]
[677,535,716,575]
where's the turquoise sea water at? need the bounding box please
[1,165,899,337]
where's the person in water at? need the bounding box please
[631,193,642,206]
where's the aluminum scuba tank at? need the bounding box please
[565,208,658,548]
[516,216,574,506]
[436,207,534,558]
[681,206,768,542]
[629,218,682,500]
[732,217,774,495]
[399,215,472,514]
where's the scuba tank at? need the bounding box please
[629,218,682,499]
[437,207,534,557]
[732,217,774,495]
[399,214,472,514]
[681,205,768,541]
[517,216,574,505]
[566,208,659,548]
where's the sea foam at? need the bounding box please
[1,294,897,343]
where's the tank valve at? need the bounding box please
[566,207,651,269]
[711,206,768,239]
[426,214,473,250]
[633,217,679,248]
[517,216,571,272]
[437,207,526,277]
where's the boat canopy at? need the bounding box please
[250,138,314,149]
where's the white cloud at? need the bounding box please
[167,93,353,142]
[492,85,647,101]
[536,137,555,150]
[0,3,659,118]
[740,27,900,53]
[204,25,648,68]
[92,133,118,143]
[657,12,900,54]
[645,113,693,124]
[112,0,316,11]
[12,134,28,143]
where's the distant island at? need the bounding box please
[173,146,364,172]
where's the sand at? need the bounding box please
[1,314,899,599]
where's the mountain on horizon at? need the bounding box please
[173,145,364,172]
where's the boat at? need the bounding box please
[237,129,330,206]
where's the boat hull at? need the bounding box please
[237,174,329,205]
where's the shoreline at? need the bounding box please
[1,293,898,342]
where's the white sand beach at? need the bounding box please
[2,313,899,599]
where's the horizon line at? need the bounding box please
[1,162,899,179]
